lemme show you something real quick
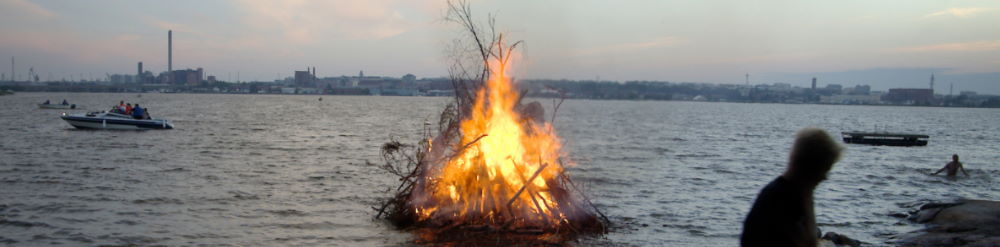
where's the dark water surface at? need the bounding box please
[2,93,998,246]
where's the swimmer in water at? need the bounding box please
[932,154,969,177]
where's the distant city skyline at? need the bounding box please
[1,0,998,94]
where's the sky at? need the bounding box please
[1,0,999,94]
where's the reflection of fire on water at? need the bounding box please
[372,4,606,244]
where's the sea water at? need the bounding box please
[1,93,998,246]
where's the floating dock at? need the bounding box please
[841,132,928,146]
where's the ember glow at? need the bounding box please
[408,48,586,230]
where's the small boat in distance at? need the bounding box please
[39,99,77,109]
[60,111,173,130]
[841,131,928,146]
[39,103,77,109]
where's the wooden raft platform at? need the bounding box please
[841,132,929,147]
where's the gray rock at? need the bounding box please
[920,202,963,210]
[822,231,862,247]
[898,200,1000,247]
[889,212,910,218]
[912,207,943,223]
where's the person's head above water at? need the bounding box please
[782,128,843,187]
[953,154,959,162]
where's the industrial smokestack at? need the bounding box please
[168,30,172,79]
[930,73,935,91]
[138,62,143,76]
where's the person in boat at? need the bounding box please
[43,99,50,104]
[131,104,146,119]
[125,103,133,115]
[114,100,126,113]
[61,99,68,105]
[741,128,843,247]
[932,154,969,177]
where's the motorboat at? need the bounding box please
[39,103,77,109]
[60,111,173,130]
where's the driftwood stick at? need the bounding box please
[394,178,415,196]
[527,155,555,217]
[438,134,489,165]
[526,188,549,222]
[511,160,551,221]
[550,93,565,126]
[557,158,610,225]
[526,155,555,220]
[375,203,390,218]
[506,163,549,210]
[460,134,488,152]
[516,89,528,106]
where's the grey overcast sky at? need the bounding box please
[2,0,999,93]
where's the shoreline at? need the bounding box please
[6,91,1000,109]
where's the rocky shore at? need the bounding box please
[893,200,1000,246]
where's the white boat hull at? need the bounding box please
[60,112,173,130]
[62,118,148,130]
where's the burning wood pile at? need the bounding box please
[372,1,608,245]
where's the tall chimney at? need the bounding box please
[168,30,172,79]
[138,62,143,75]
[930,73,935,91]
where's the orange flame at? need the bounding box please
[414,49,571,228]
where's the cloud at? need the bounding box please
[151,20,187,33]
[0,31,157,63]
[695,51,824,68]
[574,36,684,56]
[0,0,56,19]
[923,7,999,18]
[895,40,1000,52]
[113,34,142,42]
[231,0,429,43]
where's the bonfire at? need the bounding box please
[373,1,607,245]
